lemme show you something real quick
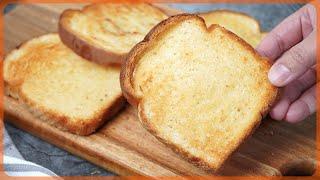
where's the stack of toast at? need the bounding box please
[4,3,278,172]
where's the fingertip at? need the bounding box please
[268,64,292,87]
[255,33,274,58]
[269,99,290,121]
[270,110,282,121]
[256,45,266,57]
[285,100,310,123]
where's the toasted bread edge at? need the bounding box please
[59,4,169,66]
[200,9,266,47]
[6,87,126,135]
[199,9,262,32]
[59,9,126,66]
[4,34,127,135]
[120,14,206,107]
[120,14,279,171]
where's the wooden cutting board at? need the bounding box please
[3,4,317,176]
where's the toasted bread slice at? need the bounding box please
[199,10,265,47]
[4,34,125,135]
[59,3,168,66]
[121,14,278,171]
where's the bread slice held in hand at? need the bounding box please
[59,3,168,66]
[199,10,266,47]
[4,34,125,135]
[121,14,278,171]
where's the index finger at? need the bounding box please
[256,4,316,62]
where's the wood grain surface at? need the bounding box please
[3,4,317,176]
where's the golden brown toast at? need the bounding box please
[59,3,168,66]
[199,10,267,47]
[121,14,278,171]
[4,34,125,135]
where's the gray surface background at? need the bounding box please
[4,3,304,176]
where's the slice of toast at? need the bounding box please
[120,14,278,171]
[199,10,266,47]
[4,34,125,135]
[59,3,168,66]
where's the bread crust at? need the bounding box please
[199,9,266,47]
[4,34,126,136]
[199,9,262,32]
[120,14,279,171]
[59,10,126,66]
[121,14,202,107]
[6,86,126,135]
[59,4,168,66]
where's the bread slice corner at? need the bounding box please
[59,3,168,66]
[4,34,125,135]
[121,14,279,171]
[199,10,264,47]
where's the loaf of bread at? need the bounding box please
[59,3,168,66]
[121,14,278,171]
[199,10,267,47]
[4,34,125,135]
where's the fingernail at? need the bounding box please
[268,64,291,86]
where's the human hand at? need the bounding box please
[256,4,316,123]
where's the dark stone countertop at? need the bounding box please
[5,3,304,176]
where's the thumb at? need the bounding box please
[268,31,316,87]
